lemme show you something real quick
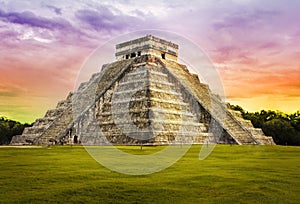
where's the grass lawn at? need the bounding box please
[0,145,299,203]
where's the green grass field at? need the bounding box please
[0,145,299,203]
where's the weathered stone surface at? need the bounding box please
[11,36,275,145]
[115,35,178,61]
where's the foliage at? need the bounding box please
[2,105,300,146]
[229,105,300,146]
[0,145,299,203]
[0,116,32,145]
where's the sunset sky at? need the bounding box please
[0,0,299,123]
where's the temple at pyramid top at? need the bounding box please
[115,35,179,61]
[11,34,275,146]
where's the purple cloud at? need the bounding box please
[45,5,62,15]
[0,9,72,30]
[0,29,18,40]
[75,7,142,32]
[213,9,279,31]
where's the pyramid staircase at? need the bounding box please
[159,58,274,145]
[11,55,274,145]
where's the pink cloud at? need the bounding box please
[0,0,299,122]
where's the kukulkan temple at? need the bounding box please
[11,35,274,145]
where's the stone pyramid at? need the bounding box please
[11,35,275,145]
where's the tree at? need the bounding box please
[0,121,9,144]
[263,119,300,146]
[0,116,33,145]
[229,106,300,146]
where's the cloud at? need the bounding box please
[45,5,62,15]
[0,29,18,42]
[75,7,142,32]
[213,9,279,31]
[0,0,299,120]
[0,9,73,31]
[0,83,27,98]
[220,64,300,100]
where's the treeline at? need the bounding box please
[230,105,300,146]
[1,108,300,146]
[0,117,33,145]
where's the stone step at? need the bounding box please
[108,106,193,117]
[90,72,102,81]
[98,118,201,126]
[149,70,168,77]
[150,97,188,106]
[150,87,181,95]
[118,78,174,87]
[148,73,169,82]
[76,72,102,93]
[248,128,264,136]
[149,107,194,116]
[23,126,46,134]
[112,87,181,96]
[253,136,275,145]
[116,80,175,91]
[111,118,206,128]
[34,117,56,125]
[126,69,147,76]
[77,81,88,91]
[124,69,169,79]
[35,107,73,144]
[44,108,65,118]
[99,130,211,137]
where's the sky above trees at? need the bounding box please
[0,0,299,122]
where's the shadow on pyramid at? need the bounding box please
[11,35,275,146]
